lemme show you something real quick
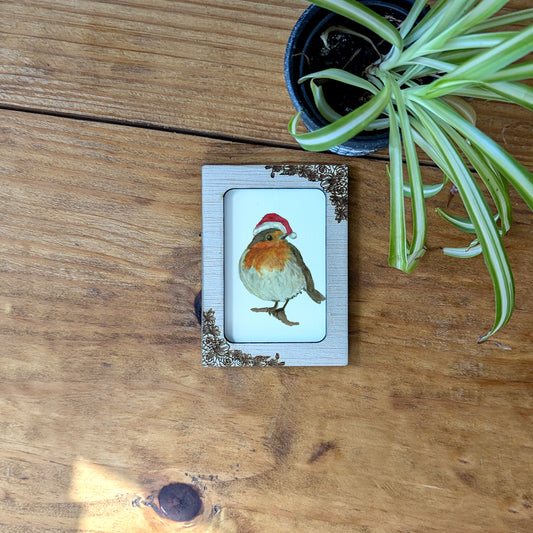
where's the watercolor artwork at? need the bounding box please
[224,188,327,343]
[239,212,325,327]
[202,164,348,367]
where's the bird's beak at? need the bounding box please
[280,234,288,240]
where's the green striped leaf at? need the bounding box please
[484,61,533,83]
[426,24,533,90]
[299,68,379,95]
[409,98,515,342]
[386,94,408,271]
[436,208,501,234]
[403,182,445,199]
[310,0,402,49]
[309,81,342,122]
[436,209,478,234]
[288,83,391,151]
[414,97,533,211]
[467,8,533,32]
[443,242,483,258]
[389,78,426,267]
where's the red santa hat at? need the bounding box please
[253,213,297,239]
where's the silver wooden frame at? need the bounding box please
[202,164,348,367]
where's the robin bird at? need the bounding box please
[239,213,325,326]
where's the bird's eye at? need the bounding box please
[266,234,273,241]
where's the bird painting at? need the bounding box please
[239,213,325,326]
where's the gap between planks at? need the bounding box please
[0,103,434,168]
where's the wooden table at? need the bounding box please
[0,1,532,531]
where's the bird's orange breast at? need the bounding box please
[242,240,289,273]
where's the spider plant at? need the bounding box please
[288,0,533,341]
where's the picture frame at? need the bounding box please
[202,164,348,367]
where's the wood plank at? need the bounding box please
[0,0,300,144]
[0,109,532,532]
[1,0,532,166]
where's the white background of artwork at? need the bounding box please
[224,188,327,343]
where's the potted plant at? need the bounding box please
[286,0,533,341]
[285,0,423,155]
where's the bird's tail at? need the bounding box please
[307,287,325,304]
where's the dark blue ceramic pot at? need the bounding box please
[284,0,419,156]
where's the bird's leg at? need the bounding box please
[251,301,279,313]
[271,298,299,326]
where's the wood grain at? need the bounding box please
[0,0,532,166]
[0,110,532,532]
